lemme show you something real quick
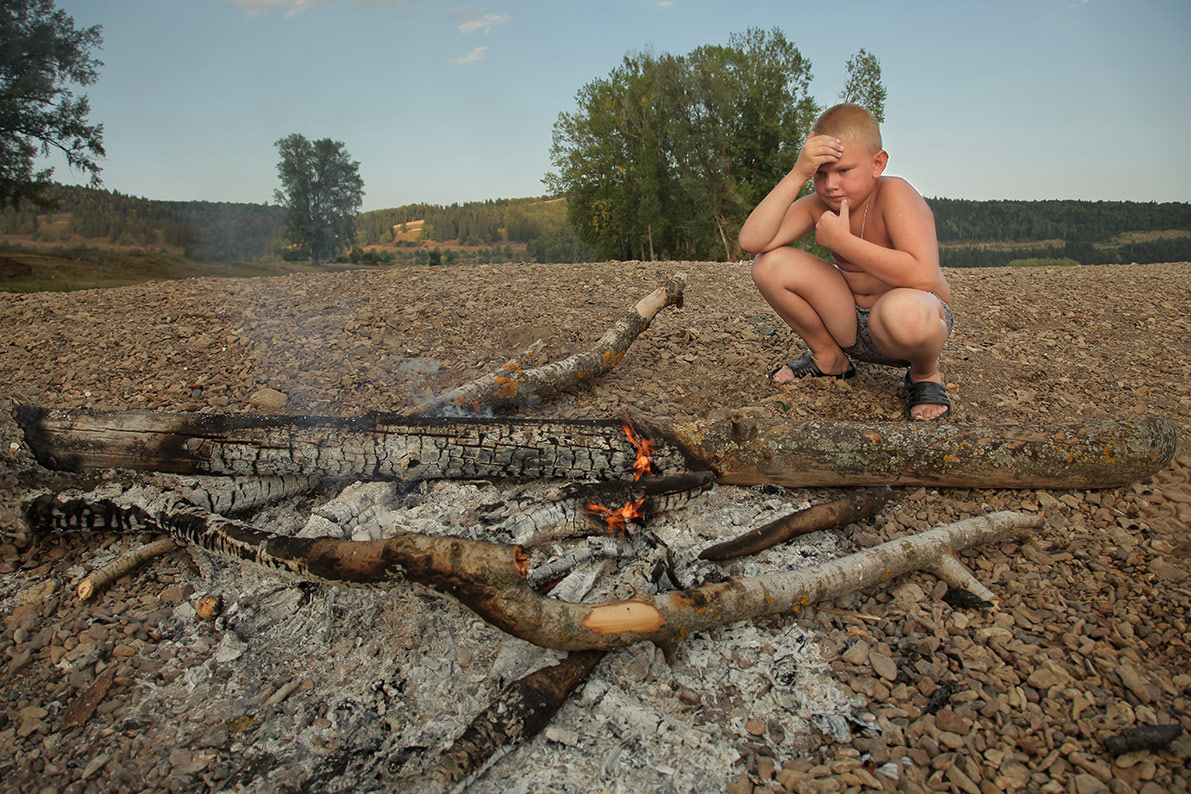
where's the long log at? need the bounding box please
[15,406,1176,489]
[13,407,694,481]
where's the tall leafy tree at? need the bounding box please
[274,134,364,266]
[0,0,105,209]
[546,28,818,261]
[839,48,886,123]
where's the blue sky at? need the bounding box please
[45,0,1191,211]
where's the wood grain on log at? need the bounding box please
[18,406,1176,490]
[15,408,693,482]
[647,414,1177,489]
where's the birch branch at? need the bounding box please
[402,274,685,416]
[24,486,1041,654]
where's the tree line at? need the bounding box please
[0,183,284,260]
[3,183,1188,266]
[932,198,1191,244]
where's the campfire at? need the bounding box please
[11,273,1175,794]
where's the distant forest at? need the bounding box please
[2,183,1188,267]
[0,184,284,261]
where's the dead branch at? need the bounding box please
[404,339,546,417]
[699,485,892,561]
[24,485,1041,654]
[403,274,685,416]
[400,650,606,794]
[77,536,179,601]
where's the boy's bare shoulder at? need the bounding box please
[875,176,932,214]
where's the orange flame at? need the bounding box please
[582,498,646,537]
[621,415,654,481]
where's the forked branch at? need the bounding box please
[25,485,1041,654]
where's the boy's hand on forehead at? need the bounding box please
[793,133,843,177]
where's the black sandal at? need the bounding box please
[904,370,951,420]
[768,353,857,381]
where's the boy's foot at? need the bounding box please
[904,370,951,421]
[768,353,856,383]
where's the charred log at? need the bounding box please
[15,408,694,482]
[401,650,606,794]
[16,409,1175,490]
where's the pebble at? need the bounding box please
[868,650,897,681]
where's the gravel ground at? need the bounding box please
[0,260,1189,794]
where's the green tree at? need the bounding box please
[839,48,886,123]
[546,28,817,261]
[0,0,105,209]
[273,134,364,266]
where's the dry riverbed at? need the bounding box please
[0,260,1188,793]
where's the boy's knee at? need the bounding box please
[750,247,811,288]
[750,251,779,288]
[874,290,946,344]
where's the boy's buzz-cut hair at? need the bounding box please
[812,103,882,154]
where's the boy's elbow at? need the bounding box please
[737,231,765,254]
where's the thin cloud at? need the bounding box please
[228,0,421,17]
[452,8,511,35]
[657,1,674,8]
[453,46,488,66]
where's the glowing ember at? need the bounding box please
[582,498,646,536]
[621,415,654,481]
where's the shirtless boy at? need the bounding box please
[739,103,952,421]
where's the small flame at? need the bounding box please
[621,414,654,481]
[582,498,646,536]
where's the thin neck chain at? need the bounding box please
[860,198,871,240]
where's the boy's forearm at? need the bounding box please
[830,235,938,291]
[738,168,815,252]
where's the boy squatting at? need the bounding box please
[739,103,953,421]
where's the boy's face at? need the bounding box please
[812,140,888,210]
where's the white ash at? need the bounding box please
[92,476,873,793]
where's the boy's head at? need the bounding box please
[810,103,887,209]
[812,103,882,155]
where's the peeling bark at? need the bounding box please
[24,485,1042,654]
[404,273,685,416]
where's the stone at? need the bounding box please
[248,387,288,410]
[1074,774,1109,794]
[1116,665,1152,704]
[842,639,869,666]
[868,650,897,681]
